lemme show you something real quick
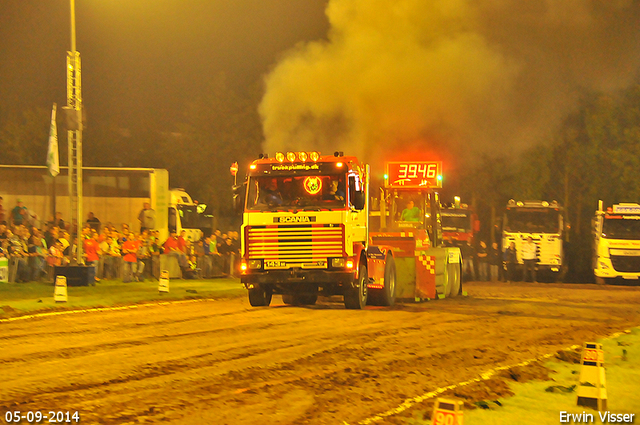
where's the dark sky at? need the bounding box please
[0,0,329,130]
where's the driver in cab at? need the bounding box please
[260,178,283,206]
[325,179,345,201]
[400,200,421,222]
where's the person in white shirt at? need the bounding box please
[521,236,537,282]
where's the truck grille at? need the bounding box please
[610,255,640,273]
[247,224,344,265]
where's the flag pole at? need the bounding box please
[47,103,60,226]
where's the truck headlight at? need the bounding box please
[248,259,262,269]
[331,258,345,268]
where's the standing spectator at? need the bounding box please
[122,232,140,282]
[53,211,66,230]
[149,230,161,278]
[58,231,71,257]
[26,209,40,229]
[44,226,59,253]
[10,199,28,227]
[138,202,155,232]
[488,242,501,282]
[28,228,47,281]
[86,212,101,232]
[0,196,5,224]
[177,230,188,253]
[47,241,65,275]
[84,232,101,284]
[230,231,241,276]
[98,226,110,243]
[7,228,29,282]
[476,241,489,281]
[522,236,538,282]
[461,240,476,281]
[214,229,224,252]
[81,225,92,241]
[136,232,150,281]
[504,242,518,283]
[103,236,121,279]
[163,231,188,269]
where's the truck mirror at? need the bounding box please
[353,191,366,210]
[348,175,365,210]
[232,183,246,214]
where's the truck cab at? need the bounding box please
[502,199,565,281]
[594,201,640,284]
[237,151,396,309]
[369,161,462,299]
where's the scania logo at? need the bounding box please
[274,216,316,223]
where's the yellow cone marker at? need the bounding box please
[159,270,170,294]
[576,342,607,411]
[0,257,8,283]
[54,275,68,303]
[431,398,463,425]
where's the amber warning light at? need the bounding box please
[385,161,442,189]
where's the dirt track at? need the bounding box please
[2,281,640,424]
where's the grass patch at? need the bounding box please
[0,278,246,318]
[407,328,640,424]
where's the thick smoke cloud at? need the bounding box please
[260,0,640,166]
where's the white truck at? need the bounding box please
[593,201,640,284]
[502,199,565,281]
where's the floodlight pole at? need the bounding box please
[67,0,83,264]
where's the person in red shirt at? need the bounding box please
[122,232,140,282]
[177,230,188,253]
[83,232,101,284]
[163,231,188,269]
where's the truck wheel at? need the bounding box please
[370,256,396,306]
[248,285,269,307]
[446,263,461,297]
[345,264,368,309]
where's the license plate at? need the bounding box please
[265,260,286,269]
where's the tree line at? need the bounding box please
[456,83,640,280]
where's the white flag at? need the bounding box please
[47,103,59,177]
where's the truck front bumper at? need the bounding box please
[241,269,355,288]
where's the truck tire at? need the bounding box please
[446,262,461,297]
[345,264,368,309]
[369,256,396,306]
[248,285,271,307]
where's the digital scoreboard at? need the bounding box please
[385,161,442,189]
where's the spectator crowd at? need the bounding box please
[0,197,241,284]
[457,237,539,283]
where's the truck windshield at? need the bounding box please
[390,194,427,228]
[504,209,560,233]
[602,216,640,240]
[442,212,471,232]
[246,174,347,211]
[177,204,209,229]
